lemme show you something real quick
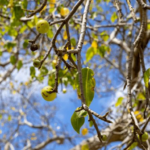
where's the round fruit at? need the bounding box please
[82,128,88,136]
[102,135,107,141]
[142,132,149,142]
[36,19,49,34]
[41,86,57,101]
[62,88,67,93]
[60,7,69,17]
[33,60,40,68]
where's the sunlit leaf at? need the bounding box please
[115,97,124,107]
[86,47,96,62]
[81,144,89,150]
[91,41,98,49]
[100,31,109,41]
[63,54,68,61]
[47,27,54,38]
[97,45,110,58]
[129,142,138,150]
[31,136,37,140]
[111,12,117,23]
[40,66,48,76]
[137,92,145,101]
[144,68,150,88]
[89,120,93,127]
[76,68,95,106]
[71,109,85,134]
[8,115,11,121]
[63,31,67,40]
[0,114,2,120]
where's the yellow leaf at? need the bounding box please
[91,41,97,49]
[11,107,16,111]
[8,0,13,8]
[50,0,55,8]
[10,82,14,88]
[7,48,12,52]
[31,136,37,140]
[24,81,29,86]
[134,111,144,122]
[40,6,47,13]
[63,54,68,61]
[12,90,17,95]
[0,42,4,46]
[137,93,145,100]
[31,133,35,136]
[63,31,68,40]
[84,41,87,45]
[82,128,88,136]
[0,130,2,134]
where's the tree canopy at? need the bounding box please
[0,0,150,150]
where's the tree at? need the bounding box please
[0,0,150,149]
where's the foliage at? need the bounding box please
[0,0,150,150]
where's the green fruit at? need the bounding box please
[62,88,67,93]
[102,135,107,141]
[33,60,40,68]
[36,19,49,34]
[142,132,149,142]
[41,86,57,101]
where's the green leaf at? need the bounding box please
[36,75,44,82]
[0,0,8,5]
[22,0,28,9]
[0,50,2,56]
[144,68,150,88]
[17,60,23,70]
[4,42,16,49]
[10,55,17,65]
[129,142,138,150]
[76,68,95,106]
[86,47,96,62]
[115,97,124,107]
[97,45,110,58]
[111,12,117,23]
[71,109,85,134]
[89,120,93,127]
[137,92,145,101]
[100,31,109,41]
[76,108,88,117]
[71,38,76,47]
[40,66,48,76]
[13,5,24,20]
[81,144,89,150]
[30,66,36,78]
[0,114,2,120]
[8,115,11,121]
[23,40,29,49]
[47,27,53,38]
[91,12,97,19]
